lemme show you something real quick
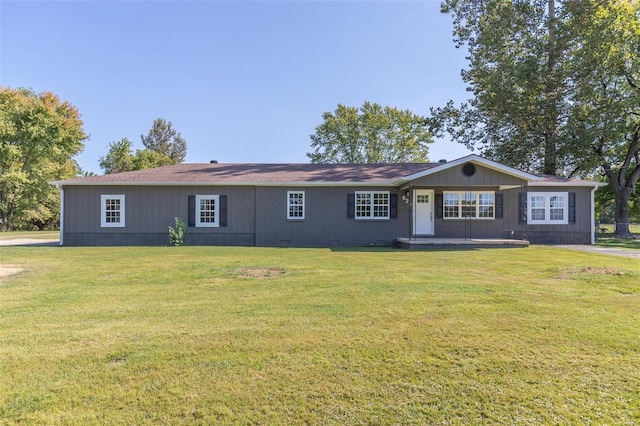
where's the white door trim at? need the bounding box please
[413,189,434,236]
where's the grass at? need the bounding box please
[0,230,59,240]
[596,237,640,250]
[1,246,639,424]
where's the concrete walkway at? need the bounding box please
[0,238,59,247]
[553,245,640,259]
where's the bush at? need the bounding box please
[168,217,186,246]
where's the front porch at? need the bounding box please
[397,237,529,250]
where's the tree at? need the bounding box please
[140,118,187,163]
[562,0,640,237]
[99,138,174,174]
[0,87,87,230]
[307,102,433,164]
[431,0,640,237]
[99,138,134,174]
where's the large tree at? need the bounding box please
[431,0,640,237]
[307,102,433,164]
[99,138,174,174]
[140,118,187,163]
[0,87,87,230]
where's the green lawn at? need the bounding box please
[1,246,639,424]
[596,236,640,250]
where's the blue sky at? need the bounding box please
[1,0,471,174]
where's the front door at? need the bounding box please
[414,189,434,235]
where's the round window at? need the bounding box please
[462,163,476,177]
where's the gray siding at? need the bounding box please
[510,186,593,244]
[62,185,410,247]
[410,163,527,187]
[255,186,409,247]
[61,174,594,246]
[418,186,592,244]
[63,186,256,246]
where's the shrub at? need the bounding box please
[168,217,186,246]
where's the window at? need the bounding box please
[101,194,125,227]
[355,191,389,219]
[443,191,494,219]
[528,192,568,224]
[196,195,219,227]
[287,191,305,220]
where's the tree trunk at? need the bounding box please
[613,188,632,237]
[543,0,558,176]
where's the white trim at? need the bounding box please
[442,191,495,220]
[354,191,390,220]
[399,154,540,183]
[52,181,402,187]
[195,195,220,227]
[413,189,434,235]
[528,181,608,188]
[527,192,569,225]
[59,186,64,246]
[287,191,305,220]
[100,194,125,228]
[591,187,596,244]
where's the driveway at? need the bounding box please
[553,245,640,259]
[0,238,59,247]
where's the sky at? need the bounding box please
[0,0,472,174]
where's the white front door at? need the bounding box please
[414,189,434,235]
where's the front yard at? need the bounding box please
[1,246,639,424]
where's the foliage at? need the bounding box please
[99,138,134,174]
[307,102,433,164]
[167,217,186,246]
[140,118,187,163]
[0,87,87,230]
[432,0,640,237]
[0,246,639,423]
[99,138,173,174]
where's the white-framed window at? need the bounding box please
[196,195,219,227]
[443,191,494,219]
[101,194,125,227]
[355,191,389,219]
[287,191,305,220]
[528,192,568,224]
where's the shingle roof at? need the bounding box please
[55,162,439,186]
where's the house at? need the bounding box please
[51,155,605,247]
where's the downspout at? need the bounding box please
[57,184,64,246]
[591,186,596,245]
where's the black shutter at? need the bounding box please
[188,195,196,227]
[347,194,355,219]
[518,192,527,224]
[495,193,503,219]
[568,192,576,224]
[435,193,443,219]
[390,194,398,219]
[219,195,228,227]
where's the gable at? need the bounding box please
[405,158,531,187]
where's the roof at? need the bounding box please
[53,162,439,186]
[51,155,605,188]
